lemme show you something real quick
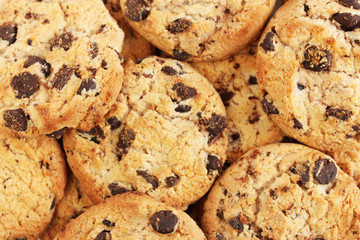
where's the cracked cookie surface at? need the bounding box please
[120,0,276,61]
[63,56,227,209]
[0,0,124,137]
[0,133,66,239]
[192,42,284,163]
[202,143,360,240]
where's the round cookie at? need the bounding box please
[202,143,360,239]
[0,134,67,239]
[120,0,276,61]
[257,0,360,184]
[55,192,206,239]
[40,173,94,240]
[192,42,284,163]
[0,0,124,137]
[64,56,227,209]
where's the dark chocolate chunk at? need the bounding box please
[27,39,32,45]
[261,98,279,115]
[172,83,197,101]
[206,154,223,173]
[89,42,99,59]
[4,109,27,132]
[50,197,56,210]
[165,175,179,187]
[46,127,67,139]
[313,158,337,184]
[231,133,240,141]
[270,190,278,200]
[14,238,28,240]
[53,65,74,90]
[337,0,360,9]
[199,114,227,144]
[150,210,179,234]
[281,136,302,144]
[219,91,234,106]
[302,45,331,72]
[108,182,129,196]
[102,60,108,69]
[24,56,51,77]
[161,66,178,75]
[107,116,121,130]
[50,32,74,51]
[102,219,115,227]
[117,128,136,149]
[136,170,159,189]
[94,230,110,240]
[289,163,310,183]
[175,105,191,113]
[260,31,275,52]
[353,125,359,131]
[293,118,303,129]
[333,12,360,31]
[173,49,191,61]
[297,83,305,90]
[124,0,151,22]
[11,72,40,99]
[167,18,192,34]
[304,3,310,12]
[216,208,224,219]
[325,106,352,121]
[228,216,244,232]
[77,78,97,95]
[248,76,258,85]
[0,23,17,45]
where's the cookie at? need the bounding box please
[0,134,67,239]
[0,0,124,137]
[202,143,360,239]
[40,173,94,240]
[63,56,227,209]
[119,0,276,61]
[192,42,284,163]
[54,192,206,239]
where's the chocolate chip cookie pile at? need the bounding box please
[1,0,360,239]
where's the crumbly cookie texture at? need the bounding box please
[0,134,66,239]
[64,56,227,209]
[202,143,360,240]
[103,0,155,60]
[40,173,94,240]
[54,192,206,239]
[257,0,360,184]
[192,42,284,163]
[120,0,276,61]
[0,0,124,137]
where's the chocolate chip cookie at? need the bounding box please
[63,56,227,209]
[120,0,276,61]
[0,133,66,239]
[0,0,124,137]
[55,192,206,239]
[202,143,360,239]
[192,42,284,163]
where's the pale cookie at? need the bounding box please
[0,0,124,137]
[192,42,284,163]
[202,143,360,240]
[120,0,276,61]
[64,56,227,209]
[40,173,93,240]
[0,134,66,239]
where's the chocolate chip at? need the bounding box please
[167,18,192,34]
[172,83,197,101]
[117,128,136,149]
[304,3,310,12]
[293,118,303,129]
[11,72,40,99]
[229,216,244,232]
[94,230,110,240]
[219,91,234,106]
[261,98,279,115]
[302,45,331,72]
[102,60,108,69]
[102,219,115,227]
[3,109,28,132]
[313,158,337,184]
[107,116,121,130]
[216,208,224,219]
[206,154,223,173]
[353,125,359,131]
[281,136,302,144]
[165,175,179,187]
[77,78,97,95]
[248,76,258,85]
[231,133,240,141]
[270,190,278,200]
[78,125,105,144]
[50,197,56,210]
[297,83,305,90]
[325,106,352,121]
[46,127,67,139]
[173,49,191,61]
[333,12,360,31]
[136,170,158,189]
[289,163,310,183]
[89,42,99,59]
[314,238,324,240]
[14,238,28,240]
[108,182,129,196]
[175,105,191,112]
[199,114,227,144]
[53,65,74,90]
[225,8,230,13]
[24,56,51,77]
[124,0,151,22]
[27,39,32,45]
[151,210,179,234]
[50,32,74,51]
[260,31,275,52]
[97,24,106,34]
[0,23,17,45]
[337,0,360,9]
[215,233,225,240]
[161,66,178,75]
